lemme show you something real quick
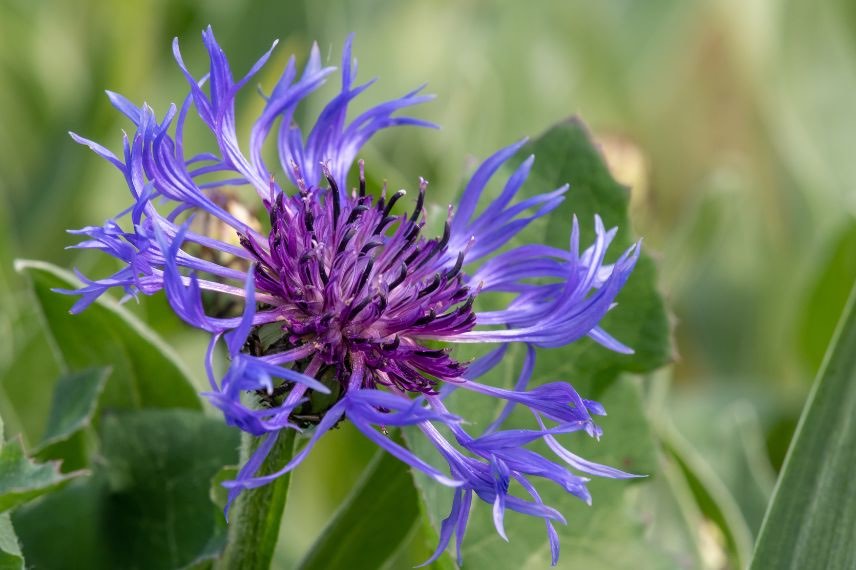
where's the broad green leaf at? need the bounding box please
[0,437,83,513]
[13,477,107,569]
[14,259,201,411]
[35,367,109,468]
[298,445,421,570]
[750,282,856,569]
[406,118,674,568]
[513,118,673,388]
[13,409,239,570]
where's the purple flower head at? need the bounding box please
[64,27,642,565]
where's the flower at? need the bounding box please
[63,27,641,566]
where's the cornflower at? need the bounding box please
[64,27,640,565]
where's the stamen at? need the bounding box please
[360,240,382,255]
[322,164,341,229]
[336,227,356,255]
[414,309,436,326]
[381,336,401,351]
[388,263,408,290]
[373,215,396,235]
[417,273,442,298]
[410,178,427,223]
[348,296,372,320]
[354,258,374,294]
[445,251,465,279]
[382,189,407,217]
[346,205,369,224]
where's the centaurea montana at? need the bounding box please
[63,27,641,566]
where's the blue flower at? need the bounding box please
[64,27,641,566]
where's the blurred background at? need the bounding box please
[1,0,854,567]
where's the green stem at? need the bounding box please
[216,429,296,570]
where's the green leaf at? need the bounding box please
[14,259,201,411]
[13,477,107,569]
[297,445,421,570]
[406,118,675,568]
[797,221,856,371]
[0,414,24,570]
[13,409,240,570]
[0,514,24,570]
[35,367,109,463]
[0,436,84,513]
[513,118,673,388]
[750,282,856,569]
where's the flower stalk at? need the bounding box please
[217,429,296,570]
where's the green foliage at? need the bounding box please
[297,443,421,570]
[38,368,109,448]
[15,260,201,411]
[750,283,856,569]
[0,437,83,513]
[797,222,856,372]
[514,119,673,388]
[14,410,239,570]
[34,367,109,469]
[0,514,24,570]
[0,415,24,570]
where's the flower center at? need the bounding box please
[238,170,475,396]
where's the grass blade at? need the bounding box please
[750,282,856,569]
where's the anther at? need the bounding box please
[404,247,421,267]
[355,258,374,293]
[348,296,372,320]
[346,205,369,225]
[336,227,356,255]
[444,251,465,279]
[360,240,382,255]
[414,309,436,326]
[381,336,401,351]
[437,221,451,251]
[373,215,396,235]
[382,189,407,217]
[410,179,427,223]
[417,273,442,298]
[404,223,421,244]
[322,164,341,229]
[388,263,408,290]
